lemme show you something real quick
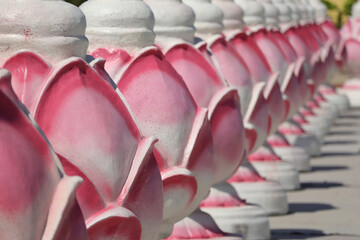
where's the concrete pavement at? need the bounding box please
[269,108,360,240]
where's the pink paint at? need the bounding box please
[0,69,88,239]
[250,29,288,82]
[306,99,320,110]
[243,83,269,154]
[292,114,309,124]
[3,51,51,111]
[321,20,341,48]
[207,35,253,90]
[164,44,223,107]
[227,167,265,183]
[229,31,273,84]
[91,46,216,232]
[299,108,316,117]
[247,152,281,162]
[2,52,164,239]
[267,138,291,147]
[341,84,360,90]
[166,213,224,240]
[200,192,246,208]
[162,43,246,183]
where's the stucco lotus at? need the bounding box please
[0,68,89,240]
[90,47,216,235]
[2,52,164,240]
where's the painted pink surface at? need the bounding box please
[247,151,281,162]
[263,74,286,134]
[2,52,164,240]
[267,134,291,147]
[306,99,321,110]
[229,32,273,84]
[198,36,269,157]
[250,29,288,83]
[318,84,337,95]
[164,43,245,184]
[284,27,313,77]
[243,83,269,154]
[204,35,253,116]
[0,69,89,240]
[229,31,288,129]
[167,210,225,240]
[284,26,325,101]
[227,164,265,182]
[164,44,223,107]
[208,36,252,89]
[91,47,216,230]
[292,113,310,124]
[338,25,360,75]
[240,30,295,129]
[271,30,298,64]
[278,120,306,135]
[200,185,246,207]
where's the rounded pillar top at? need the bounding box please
[301,0,316,23]
[0,0,88,64]
[272,0,292,24]
[212,0,245,34]
[235,0,266,30]
[182,0,224,40]
[284,0,301,24]
[257,0,279,29]
[80,0,155,54]
[308,0,327,23]
[293,0,309,24]
[352,1,360,17]
[145,0,196,43]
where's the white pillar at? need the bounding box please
[0,0,88,65]
[80,0,155,54]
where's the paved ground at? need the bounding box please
[269,107,360,240]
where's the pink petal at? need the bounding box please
[91,48,131,79]
[115,48,197,168]
[229,32,272,84]
[34,58,141,205]
[58,154,105,220]
[182,108,215,210]
[120,137,163,240]
[0,78,59,239]
[243,83,268,153]
[207,87,245,182]
[3,51,51,111]
[164,43,223,107]
[263,74,285,134]
[41,176,89,240]
[86,206,142,240]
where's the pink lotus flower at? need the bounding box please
[91,47,216,235]
[321,20,341,51]
[162,42,245,184]
[2,52,164,240]
[339,18,360,75]
[195,35,269,153]
[0,68,89,240]
[227,31,286,135]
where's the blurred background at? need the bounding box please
[65,0,357,28]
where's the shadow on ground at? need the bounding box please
[332,122,358,127]
[310,165,349,171]
[320,152,360,157]
[271,229,326,239]
[327,131,358,136]
[300,181,344,189]
[323,140,358,145]
[288,203,336,213]
[338,114,360,119]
